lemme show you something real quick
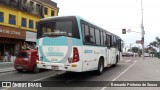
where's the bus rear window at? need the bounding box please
[16,52,29,58]
[41,21,73,37]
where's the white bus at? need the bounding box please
[36,16,122,74]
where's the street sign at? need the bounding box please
[127,29,131,33]
[136,40,141,44]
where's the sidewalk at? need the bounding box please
[0,62,15,73]
[0,67,15,73]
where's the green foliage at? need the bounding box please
[128,47,141,54]
[148,37,160,58]
[131,47,140,53]
[150,37,160,48]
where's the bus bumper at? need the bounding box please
[37,61,82,72]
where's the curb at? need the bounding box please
[0,62,14,64]
[0,68,15,73]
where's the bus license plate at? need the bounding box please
[51,66,59,70]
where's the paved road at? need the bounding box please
[0,62,15,73]
[0,62,14,69]
[0,57,160,90]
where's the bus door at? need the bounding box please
[105,48,110,65]
[108,48,115,64]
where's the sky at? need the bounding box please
[53,0,160,49]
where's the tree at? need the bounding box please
[131,47,140,53]
[147,45,157,53]
[146,45,157,57]
[127,47,141,56]
[127,47,140,53]
[149,37,160,58]
[144,48,149,53]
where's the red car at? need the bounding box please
[14,50,40,73]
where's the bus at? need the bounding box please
[36,16,122,74]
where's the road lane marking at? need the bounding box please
[133,60,137,63]
[125,60,131,63]
[32,74,57,81]
[112,61,137,81]
[0,71,16,76]
[100,61,137,90]
[33,72,65,81]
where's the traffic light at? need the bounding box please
[122,29,126,34]
[141,37,144,45]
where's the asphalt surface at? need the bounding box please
[0,62,14,69]
[0,62,15,73]
[0,57,160,90]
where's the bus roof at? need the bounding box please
[75,16,121,39]
[39,15,122,40]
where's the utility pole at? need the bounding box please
[141,0,145,60]
[130,43,134,52]
[130,44,132,52]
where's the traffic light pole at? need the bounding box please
[141,0,145,60]
[122,0,145,60]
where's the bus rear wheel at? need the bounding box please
[95,58,104,75]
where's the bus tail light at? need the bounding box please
[36,54,39,61]
[72,47,79,63]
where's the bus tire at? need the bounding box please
[113,56,118,67]
[95,58,104,75]
[33,65,40,73]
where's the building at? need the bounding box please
[0,0,59,62]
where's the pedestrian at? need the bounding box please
[4,51,9,62]
[8,51,11,62]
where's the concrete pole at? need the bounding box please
[141,0,145,60]
[130,44,132,52]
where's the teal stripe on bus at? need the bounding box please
[42,36,68,46]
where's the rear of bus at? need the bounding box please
[36,16,83,72]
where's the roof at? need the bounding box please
[39,15,122,40]
[39,0,57,8]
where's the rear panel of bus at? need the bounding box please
[36,16,84,72]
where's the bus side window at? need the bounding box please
[109,35,112,47]
[95,29,101,45]
[81,23,85,43]
[84,24,90,44]
[117,39,121,51]
[112,36,116,47]
[103,32,107,46]
[89,27,95,45]
[100,31,104,46]
[116,38,119,49]
[106,34,110,47]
